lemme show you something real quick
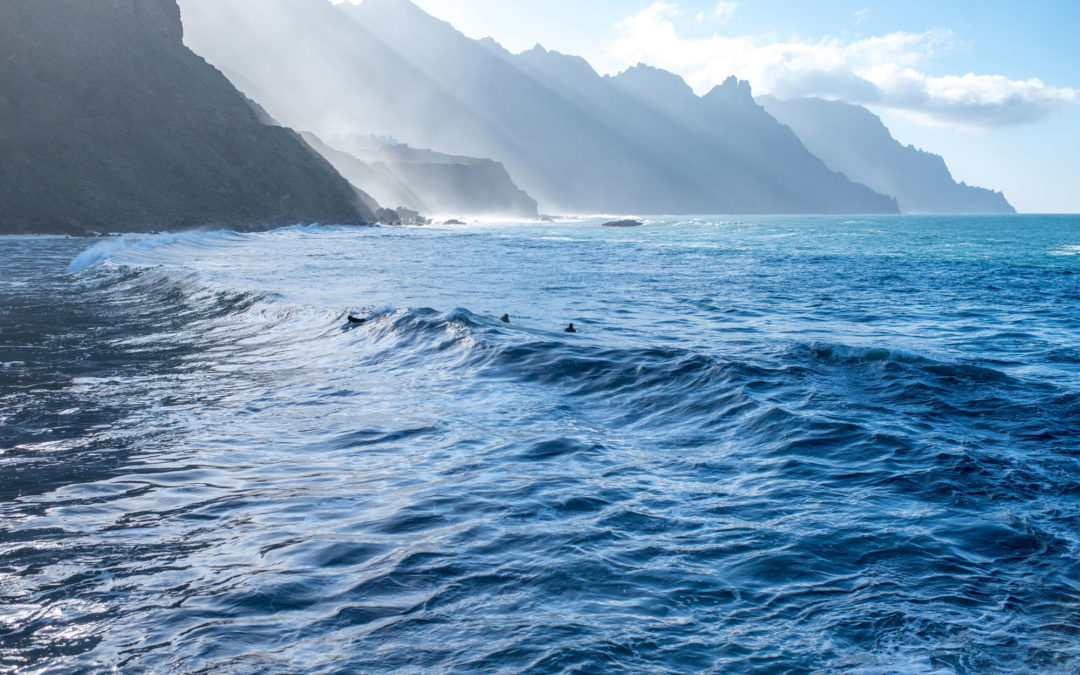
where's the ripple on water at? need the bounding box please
[2,218,1080,672]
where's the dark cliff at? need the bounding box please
[0,0,374,234]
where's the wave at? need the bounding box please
[792,341,1019,384]
[66,229,250,273]
[55,234,1080,524]
[66,245,1071,423]
[62,250,1080,505]
[76,253,1067,417]
[293,304,1076,441]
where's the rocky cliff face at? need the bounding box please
[759,97,1015,215]
[306,135,539,219]
[99,0,183,40]
[0,0,374,234]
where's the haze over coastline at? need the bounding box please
[181,0,899,217]
[351,0,1079,214]
[180,0,1039,218]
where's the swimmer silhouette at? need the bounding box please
[565,323,576,333]
[348,316,367,325]
[501,314,511,323]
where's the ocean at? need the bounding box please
[2,215,1079,673]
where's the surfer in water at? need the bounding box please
[565,323,576,333]
[501,314,510,323]
[348,315,367,325]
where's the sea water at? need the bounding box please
[2,215,1079,672]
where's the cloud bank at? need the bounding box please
[611,2,1076,127]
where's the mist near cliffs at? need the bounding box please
[177,0,901,216]
[305,133,540,219]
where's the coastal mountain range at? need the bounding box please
[179,0,898,215]
[0,0,1016,235]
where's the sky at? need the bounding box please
[338,0,1080,213]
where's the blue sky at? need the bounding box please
[387,0,1080,213]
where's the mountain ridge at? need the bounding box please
[348,0,899,214]
[180,0,900,215]
[304,134,539,218]
[759,96,1015,215]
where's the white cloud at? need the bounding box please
[610,2,1077,127]
[695,1,735,24]
[714,1,737,22]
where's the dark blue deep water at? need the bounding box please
[2,215,1080,673]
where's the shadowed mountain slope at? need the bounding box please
[0,0,373,234]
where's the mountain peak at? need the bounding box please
[610,63,695,101]
[704,76,754,105]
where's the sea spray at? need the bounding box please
[66,229,245,273]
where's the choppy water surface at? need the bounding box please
[2,215,1080,673]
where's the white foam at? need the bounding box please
[66,230,242,273]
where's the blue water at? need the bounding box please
[2,215,1080,673]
